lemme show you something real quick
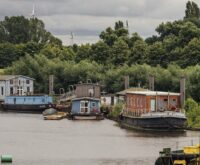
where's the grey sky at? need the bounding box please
[0,0,199,45]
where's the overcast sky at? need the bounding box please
[0,0,199,45]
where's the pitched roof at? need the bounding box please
[0,75,34,81]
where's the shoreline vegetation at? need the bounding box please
[0,1,200,129]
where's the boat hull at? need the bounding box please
[70,113,104,120]
[120,115,186,130]
[2,103,54,112]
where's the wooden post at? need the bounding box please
[180,77,186,109]
[124,76,129,90]
[149,74,154,91]
[49,75,54,95]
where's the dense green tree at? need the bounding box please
[110,38,130,66]
[128,40,148,65]
[0,16,62,45]
[185,1,200,19]
[90,41,110,64]
[75,44,91,62]
[0,43,23,68]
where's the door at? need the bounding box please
[80,100,90,114]
[150,99,156,112]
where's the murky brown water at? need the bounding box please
[0,112,200,165]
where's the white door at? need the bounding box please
[150,99,156,112]
[80,101,90,114]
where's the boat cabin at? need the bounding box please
[71,82,101,117]
[124,91,181,117]
[71,97,100,115]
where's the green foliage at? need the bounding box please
[108,103,124,119]
[0,16,61,45]
[185,98,200,128]
[185,1,200,19]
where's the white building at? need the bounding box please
[0,75,34,101]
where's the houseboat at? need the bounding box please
[2,95,54,112]
[120,91,187,130]
[69,82,103,120]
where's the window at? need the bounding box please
[92,102,96,107]
[26,80,30,84]
[10,80,13,84]
[19,80,21,85]
[80,101,89,113]
[27,87,30,93]
[10,87,13,95]
[1,87,4,96]
[164,99,168,102]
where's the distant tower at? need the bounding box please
[31,4,35,19]
[70,32,74,46]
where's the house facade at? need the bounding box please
[0,75,34,101]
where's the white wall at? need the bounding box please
[0,76,34,101]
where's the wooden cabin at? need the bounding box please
[71,83,102,117]
[75,83,100,98]
[124,91,181,117]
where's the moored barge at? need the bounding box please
[2,95,54,112]
[120,91,186,130]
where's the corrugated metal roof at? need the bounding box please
[127,91,180,96]
[0,75,34,81]
[116,87,149,96]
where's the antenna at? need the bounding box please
[70,32,74,46]
[126,20,129,29]
[31,4,35,19]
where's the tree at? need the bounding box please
[0,43,23,68]
[0,16,62,45]
[110,38,130,66]
[185,1,200,19]
[90,41,110,64]
[75,44,91,62]
[128,40,148,65]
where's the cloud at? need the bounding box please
[0,0,197,44]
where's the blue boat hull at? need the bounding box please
[2,103,54,112]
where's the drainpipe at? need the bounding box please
[168,91,170,110]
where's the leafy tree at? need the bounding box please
[0,43,23,68]
[90,41,110,64]
[0,16,62,45]
[128,40,148,65]
[185,1,200,19]
[110,38,130,66]
[75,44,91,62]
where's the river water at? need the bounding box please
[0,112,200,165]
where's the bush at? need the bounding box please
[108,103,124,120]
[185,98,200,128]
